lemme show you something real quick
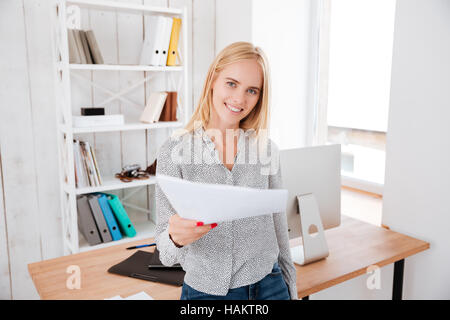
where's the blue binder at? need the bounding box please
[97,193,122,241]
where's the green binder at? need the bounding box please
[106,194,137,237]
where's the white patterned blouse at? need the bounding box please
[154,126,298,299]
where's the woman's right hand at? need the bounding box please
[168,213,217,247]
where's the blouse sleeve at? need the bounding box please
[269,141,299,300]
[154,138,188,266]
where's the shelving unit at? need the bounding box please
[51,0,190,255]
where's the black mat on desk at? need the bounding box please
[108,249,185,286]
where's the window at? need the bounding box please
[321,0,396,193]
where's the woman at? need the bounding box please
[155,42,298,300]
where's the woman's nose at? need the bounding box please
[230,90,246,106]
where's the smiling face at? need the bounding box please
[209,59,263,130]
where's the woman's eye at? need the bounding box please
[226,81,236,87]
[248,89,257,95]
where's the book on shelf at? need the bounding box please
[140,17,182,66]
[67,29,81,64]
[79,30,93,64]
[81,141,101,187]
[90,144,102,186]
[68,28,104,64]
[72,29,87,64]
[73,140,88,188]
[159,92,178,122]
[140,92,168,123]
[73,114,124,128]
[73,139,102,188]
[85,30,104,64]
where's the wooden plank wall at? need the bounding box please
[0,0,46,300]
[0,0,218,299]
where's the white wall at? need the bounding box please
[215,0,253,53]
[252,0,314,149]
[382,0,450,299]
[0,0,57,300]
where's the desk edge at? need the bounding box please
[297,241,430,298]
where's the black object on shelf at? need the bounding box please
[81,107,105,116]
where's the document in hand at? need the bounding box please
[156,174,288,224]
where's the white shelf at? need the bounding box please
[61,120,183,134]
[65,175,157,195]
[69,64,183,72]
[78,219,156,252]
[67,0,183,16]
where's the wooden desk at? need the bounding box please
[28,216,429,300]
[294,216,429,299]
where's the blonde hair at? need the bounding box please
[184,41,271,136]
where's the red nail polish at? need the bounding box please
[211,223,218,229]
[196,221,204,227]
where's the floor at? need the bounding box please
[340,186,383,226]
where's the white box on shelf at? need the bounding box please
[73,114,125,127]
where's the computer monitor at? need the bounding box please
[279,144,341,264]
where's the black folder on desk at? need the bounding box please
[108,249,185,286]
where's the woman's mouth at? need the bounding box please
[225,103,244,114]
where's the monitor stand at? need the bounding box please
[290,194,329,266]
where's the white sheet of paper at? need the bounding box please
[156,174,288,224]
[125,291,154,300]
[104,291,154,300]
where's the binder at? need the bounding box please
[158,17,173,66]
[140,15,164,66]
[97,194,122,241]
[140,92,168,123]
[166,18,182,66]
[158,91,177,122]
[106,194,137,237]
[87,194,113,243]
[108,249,185,286]
[76,195,101,246]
